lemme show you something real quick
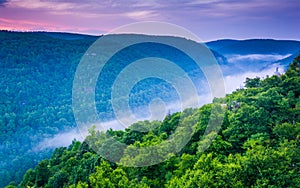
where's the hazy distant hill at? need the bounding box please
[207,39,300,55]
[206,39,300,74]
[275,51,300,67]
[36,31,98,40]
[205,39,239,51]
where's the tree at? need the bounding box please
[35,160,50,187]
[245,77,261,88]
[20,169,35,187]
[48,170,69,188]
[89,161,114,188]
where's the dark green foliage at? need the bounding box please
[35,160,50,187]
[15,55,300,187]
[0,31,97,187]
[245,77,261,88]
[48,170,68,188]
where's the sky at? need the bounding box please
[0,0,299,41]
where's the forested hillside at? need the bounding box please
[1,31,300,187]
[0,31,97,187]
[11,56,300,188]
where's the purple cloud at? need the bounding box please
[0,0,7,6]
[0,0,299,41]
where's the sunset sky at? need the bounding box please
[0,0,299,41]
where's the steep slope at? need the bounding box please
[276,51,300,68]
[1,31,300,187]
[15,55,300,188]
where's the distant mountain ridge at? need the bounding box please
[36,31,98,40]
[34,31,300,72]
[205,39,300,73]
[206,39,300,55]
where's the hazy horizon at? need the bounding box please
[1,29,300,43]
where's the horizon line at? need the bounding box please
[1,29,300,43]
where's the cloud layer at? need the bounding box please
[36,63,283,150]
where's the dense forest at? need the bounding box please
[0,31,210,186]
[0,31,97,187]
[7,55,299,187]
[1,31,300,187]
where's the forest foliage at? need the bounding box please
[10,55,300,187]
[0,31,228,186]
[0,31,98,187]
